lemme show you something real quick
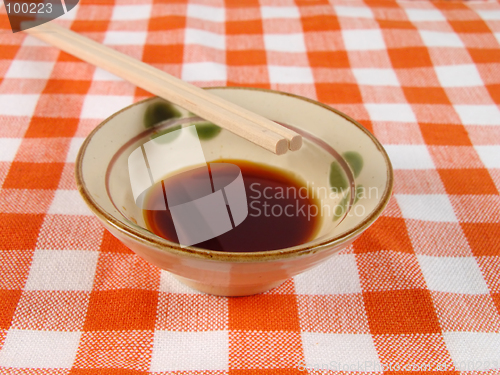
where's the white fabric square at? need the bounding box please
[261,6,300,19]
[151,331,228,371]
[302,333,381,372]
[159,270,203,294]
[419,30,464,47]
[80,95,133,119]
[92,68,123,81]
[25,249,98,291]
[335,6,374,19]
[342,29,385,51]
[185,28,225,50]
[395,194,458,222]
[0,138,22,162]
[104,31,147,46]
[48,190,93,216]
[405,8,445,21]
[5,60,55,79]
[495,33,500,46]
[352,68,399,86]
[111,5,152,20]
[294,254,362,294]
[66,137,85,163]
[475,145,500,168]
[364,103,417,122]
[443,332,500,371]
[182,62,227,82]
[384,145,435,170]
[0,329,81,369]
[0,94,39,117]
[435,65,483,87]
[187,4,225,22]
[264,33,306,53]
[454,105,500,126]
[477,10,500,20]
[268,66,314,84]
[417,255,489,294]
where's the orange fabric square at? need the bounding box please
[468,48,500,64]
[93,253,160,291]
[363,289,441,334]
[74,331,154,371]
[25,117,79,138]
[296,294,370,333]
[449,20,491,34]
[229,294,300,331]
[461,223,500,257]
[438,168,498,195]
[43,79,92,95]
[0,213,45,250]
[315,83,362,104]
[353,216,414,254]
[12,290,90,331]
[357,251,426,292]
[148,15,185,31]
[388,47,433,68]
[378,20,415,30]
[84,289,158,331]
[225,0,260,7]
[403,87,450,105]
[229,331,303,370]
[71,20,109,33]
[100,230,134,254]
[227,50,267,65]
[431,292,500,333]
[476,256,500,294]
[142,44,184,64]
[230,369,304,375]
[0,290,22,329]
[493,293,500,315]
[486,84,500,104]
[0,45,19,60]
[226,19,263,34]
[302,15,340,32]
[419,124,471,146]
[3,162,64,190]
[308,51,349,68]
[156,293,228,331]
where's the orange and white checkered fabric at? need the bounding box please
[1,0,499,373]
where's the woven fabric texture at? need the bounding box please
[1,0,499,373]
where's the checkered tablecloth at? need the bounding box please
[1,0,499,373]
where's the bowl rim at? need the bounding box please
[75,87,393,262]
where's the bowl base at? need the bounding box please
[173,275,286,297]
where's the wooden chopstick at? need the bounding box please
[23,22,302,155]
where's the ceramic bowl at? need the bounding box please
[75,87,393,296]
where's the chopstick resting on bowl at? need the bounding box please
[23,22,301,155]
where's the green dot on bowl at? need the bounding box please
[196,122,221,140]
[144,102,181,128]
[342,151,363,178]
[329,161,348,192]
[333,193,349,221]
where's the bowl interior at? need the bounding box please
[77,88,392,255]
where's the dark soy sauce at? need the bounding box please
[143,160,321,252]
